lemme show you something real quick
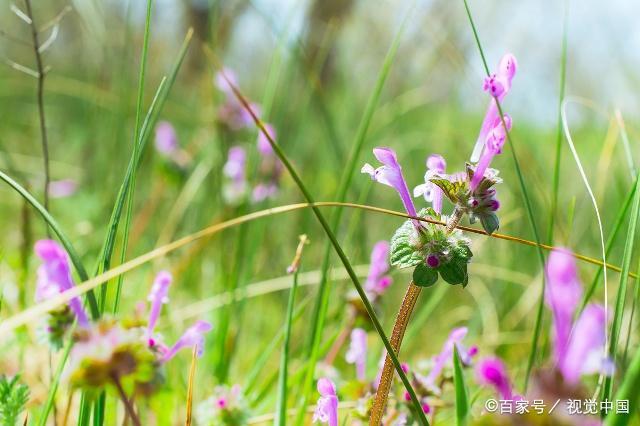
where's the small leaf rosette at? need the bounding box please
[390,208,473,287]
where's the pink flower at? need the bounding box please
[252,124,282,203]
[257,123,277,155]
[146,271,172,347]
[34,240,89,327]
[223,146,248,204]
[362,148,422,230]
[470,114,512,191]
[414,154,447,214]
[48,179,78,198]
[215,69,261,130]
[313,378,338,426]
[162,320,212,362]
[470,53,518,163]
[364,241,392,296]
[345,328,367,380]
[423,327,476,388]
[476,357,518,400]
[154,121,178,156]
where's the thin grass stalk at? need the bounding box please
[602,173,640,404]
[186,347,197,426]
[606,337,640,426]
[453,346,470,426]
[621,256,640,367]
[461,0,547,391]
[370,282,422,425]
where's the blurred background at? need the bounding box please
[1,0,639,423]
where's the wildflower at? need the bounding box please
[470,53,518,162]
[48,179,77,198]
[253,124,282,203]
[346,328,367,381]
[545,248,610,385]
[154,121,178,156]
[469,115,511,192]
[362,147,422,230]
[423,327,476,389]
[413,154,447,214]
[222,146,248,204]
[215,69,261,130]
[34,240,89,328]
[162,320,212,362]
[364,241,392,296]
[146,271,172,348]
[313,378,338,426]
[476,357,519,400]
[196,385,249,425]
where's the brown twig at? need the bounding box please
[111,374,141,426]
[370,282,422,425]
[23,0,51,224]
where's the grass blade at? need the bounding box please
[186,347,197,426]
[606,336,640,426]
[453,346,469,426]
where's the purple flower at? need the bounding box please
[223,146,248,204]
[544,248,583,368]
[257,123,277,155]
[470,114,512,192]
[34,240,89,328]
[470,53,518,163]
[364,241,392,296]
[48,179,78,198]
[146,271,172,347]
[215,69,261,130]
[476,357,517,400]
[345,328,367,380]
[162,320,212,362]
[423,327,476,388]
[313,378,338,426]
[154,121,178,156]
[362,147,422,230]
[414,154,447,214]
[561,304,609,385]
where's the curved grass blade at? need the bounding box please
[606,342,640,426]
[0,170,98,318]
[453,346,469,426]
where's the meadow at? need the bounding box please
[1,0,639,425]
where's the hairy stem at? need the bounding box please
[445,207,464,234]
[23,0,51,221]
[370,282,422,425]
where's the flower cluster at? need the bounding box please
[362,53,517,289]
[196,385,250,426]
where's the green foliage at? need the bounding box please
[412,263,438,287]
[453,347,469,426]
[0,375,29,426]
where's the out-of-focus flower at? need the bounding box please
[470,53,518,162]
[413,154,447,214]
[215,68,261,130]
[346,328,367,381]
[362,148,422,230]
[476,357,519,400]
[48,179,78,198]
[34,240,88,328]
[146,271,171,348]
[196,384,249,426]
[155,121,178,156]
[364,241,392,297]
[162,320,212,362]
[222,146,248,204]
[469,115,511,192]
[252,124,282,203]
[422,327,476,389]
[313,378,338,426]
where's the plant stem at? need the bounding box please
[370,282,422,425]
[110,374,140,426]
[446,207,465,234]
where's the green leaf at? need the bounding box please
[413,264,438,288]
[429,178,467,204]
[453,346,470,426]
[439,261,468,287]
[479,212,500,235]
[390,219,423,268]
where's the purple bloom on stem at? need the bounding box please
[470,115,512,192]
[362,147,422,230]
[146,271,172,346]
[414,154,447,214]
[252,123,282,203]
[346,328,367,380]
[154,121,178,156]
[162,320,212,362]
[313,378,338,426]
[215,69,261,130]
[561,304,609,385]
[48,179,77,198]
[544,248,583,368]
[364,241,392,296]
[423,327,476,388]
[470,53,518,163]
[476,357,517,400]
[257,123,277,155]
[223,146,248,204]
[34,240,89,327]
